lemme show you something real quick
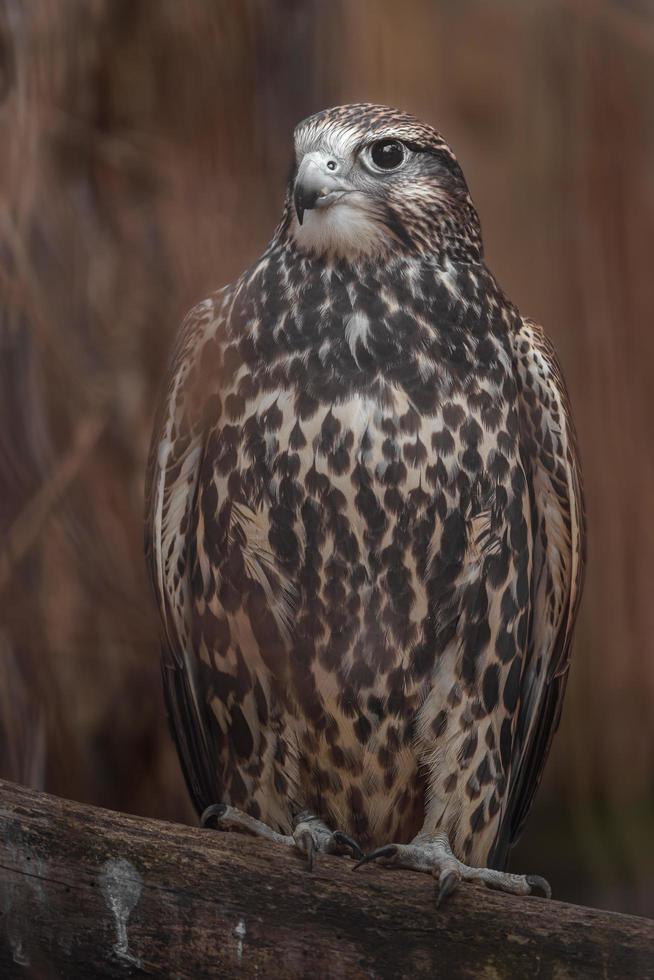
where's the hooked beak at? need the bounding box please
[293,152,352,225]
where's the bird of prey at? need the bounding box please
[145,103,585,902]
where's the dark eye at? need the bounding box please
[369,139,405,171]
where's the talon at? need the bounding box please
[295,828,316,871]
[331,831,364,861]
[353,844,398,870]
[200,803,227,828]
[527,874,552,899]
[436,869,459,907]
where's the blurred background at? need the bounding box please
[1,0,653,918]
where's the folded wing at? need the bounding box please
[491,318,586,868]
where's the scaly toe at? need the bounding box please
[201,803,294,847]
[292,816,362,870]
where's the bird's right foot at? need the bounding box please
[201,804,362,870]
[292,810,363,870]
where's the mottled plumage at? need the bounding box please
[145,104,585,896]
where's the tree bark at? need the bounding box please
[0,779,651,979]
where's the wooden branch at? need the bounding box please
[0,780,652,979]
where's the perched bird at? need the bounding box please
[145,103,585,901]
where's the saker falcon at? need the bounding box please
[145,103,586,902]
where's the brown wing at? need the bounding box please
[144,295,227,814]
[491,318,586,868]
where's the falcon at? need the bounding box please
[145,103,585,902]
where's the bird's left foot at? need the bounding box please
[201,804,362,870]
[353,832,551,906]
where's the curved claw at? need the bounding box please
[200,803,227,828]
[527,874,552,899]
[436,869,460,907]
[295,828,316,872]
[330,831,364,861]
[352,844,398,871]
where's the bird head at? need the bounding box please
[281,103,483,263]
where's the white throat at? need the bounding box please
[290,198,391,260]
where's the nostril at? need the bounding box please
[326,160,337,171]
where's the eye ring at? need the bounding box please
[366,139,406,172]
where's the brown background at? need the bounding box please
[1,0,652,917]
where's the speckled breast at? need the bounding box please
[189,253,521,847]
